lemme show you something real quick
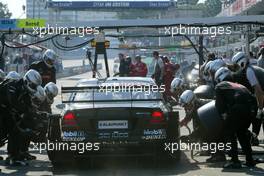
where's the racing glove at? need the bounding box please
[256,108,264,119]
[180,118,189,127]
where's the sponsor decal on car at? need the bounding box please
[98,120,128,129]
[98,131,129,139]
[142,129,166,140]
[62,131,86,141]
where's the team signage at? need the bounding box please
[0,19,46,29]
[48,1,172,9]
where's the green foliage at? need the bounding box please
[203,0,222,17]
[0,2,12,18]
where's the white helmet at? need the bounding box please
[214,67,231,84]
[232,52,248,70]
[32,86,46,108]
[204,61,213,76]
[6,71,21,80]
[23,69,42,94]
[209,59,226,73]
[179,90,195,106]
[44,82,58,104]
[170,78,184,93]
[0,69,5,81]
[43,49,56,68]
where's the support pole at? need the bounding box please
[198,35,204,77]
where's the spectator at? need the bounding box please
[148,51,164,86]
[13,54,24,65]
[162,56,178,97]
[119,53,131,77]
[129,55,147,77]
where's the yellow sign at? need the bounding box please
[91,40,96,47]
[17,19,46,28]
[91,40,110,48]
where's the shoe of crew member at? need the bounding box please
[223,160,242,169]
[5,155,28,166]
[20,152,37,161]
[250,132,259,146]
[206,152,226,163]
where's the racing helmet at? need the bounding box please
[179,90,195,107]
[204,61,213,76]
[214,67,232,84]
[32,85,46,108]
[43,49,56,68]
[0,69,5,81]
[6,71,21,80]
[209,59,226,74]
[170,78,184,93]
[23,69,42,94]
[232,52,248,70]
[44,82,58,104]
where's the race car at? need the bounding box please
[47,77,180,167]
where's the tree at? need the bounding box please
[203,0,222,17]
[0,3,12,70]
[0,2,12,18]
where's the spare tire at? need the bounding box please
[197,100,222,137]
[194,85,215,99]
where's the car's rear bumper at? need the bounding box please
[54,140,169,158]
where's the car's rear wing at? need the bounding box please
[61,86,164,104]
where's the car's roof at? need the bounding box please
[77,77,156,87]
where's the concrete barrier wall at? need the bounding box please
[56,63,102,79]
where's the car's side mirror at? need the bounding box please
[56,104,65,110]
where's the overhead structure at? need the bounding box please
[1,15,264,78]
[47,15,264,29]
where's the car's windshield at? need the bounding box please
[71,89,162,102]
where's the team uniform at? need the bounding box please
[215,81,257,167]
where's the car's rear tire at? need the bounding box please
[160,111,181,165]
[48,150,75,168]
[47,117,74,167]
[154,141,181,167]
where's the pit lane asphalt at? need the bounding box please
[0,59,264,176]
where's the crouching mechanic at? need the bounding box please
[5,71,21,81]
[20,84,58,160]
[179,90,208,131]
[39,82,59,141]
[170,78,188,103]
[214,67,257,168]
[232,52,264,145]
[30,49,56,86]
[0,69,42,166]
[40,82,59,113]
[178,90,226,162]
[20,85,47,161]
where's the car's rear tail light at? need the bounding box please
[63,112,77,126]
[150,111,164,123]
[64,112,75,120]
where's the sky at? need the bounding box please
[0,0,206,19]
[0,0,26,18]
